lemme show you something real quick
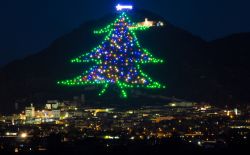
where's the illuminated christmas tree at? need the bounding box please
[58,5,165,98]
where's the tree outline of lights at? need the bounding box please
[57,12,166,98]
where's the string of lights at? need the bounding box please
[58,12,166,98]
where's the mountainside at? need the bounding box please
[206,33,250,105]
[0,10,250,114]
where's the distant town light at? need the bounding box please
[171,103,176,107]
[20,132,27,138]
[5,132,17,136]
[15,148,19,153]
[104,135,120,140]
[197,141,202,146]
[116,4,133,11]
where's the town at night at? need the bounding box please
[0,96,249,154]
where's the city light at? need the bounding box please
[5,132,17,136]
[20,132,28,138]
[14,148,19,153]
[130,136,135,140]
[104,135,120,139]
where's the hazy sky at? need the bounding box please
[0,0,250,65]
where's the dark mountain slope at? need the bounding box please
[206,33,250,105]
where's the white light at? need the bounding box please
[197,141,202,146]
[6,132,17,136]
[15,148,19,153]
[20,133,27,138]
[116,4,133,11]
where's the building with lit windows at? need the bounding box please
[25,104,35,119]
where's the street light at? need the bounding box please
[20,132,27,138]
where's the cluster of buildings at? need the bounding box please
[137,18,164,27]
[0,97,249,153]
[129,18,165,30]
[0,100,245,127]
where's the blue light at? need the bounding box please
[116,4,133,11]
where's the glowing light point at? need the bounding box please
[20,132,27,138]
[116,4,133,11]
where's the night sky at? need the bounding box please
[0,0,250,65]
